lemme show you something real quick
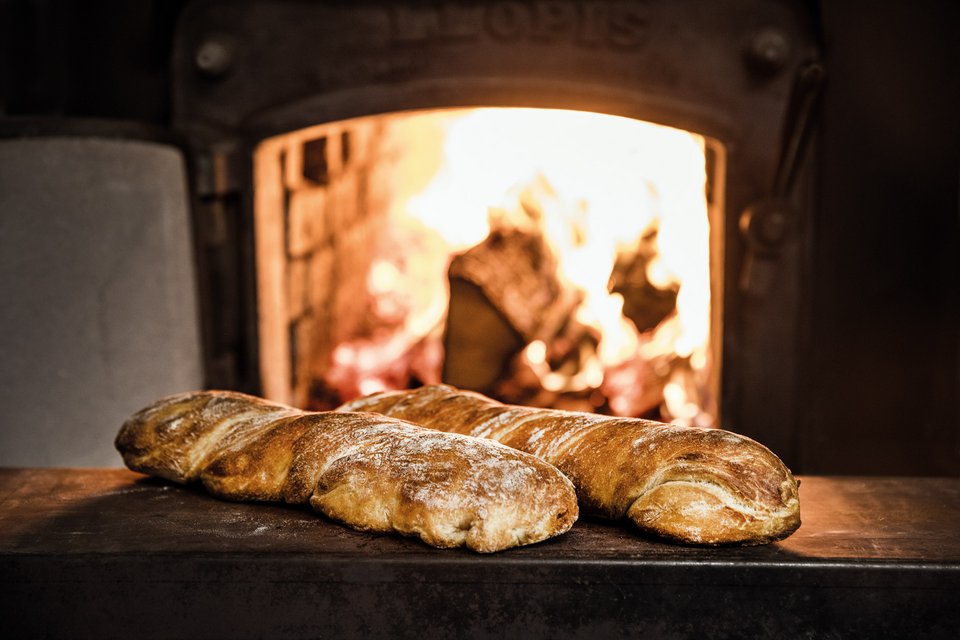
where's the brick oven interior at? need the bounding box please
[252,109,723,429]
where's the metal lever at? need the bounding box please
[772,62,827,197]
[739,61,826,296]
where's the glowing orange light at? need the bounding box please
[332,107,714,424]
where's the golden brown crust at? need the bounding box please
[340,385,801,545]
[116,390,578,552]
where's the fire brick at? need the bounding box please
[307,247,335,317]
[287,256,309,320]
[326,171,361,232]
[301,137,329,186]
[286,187,327,258]
[288,314,315,406]
[282,141,304,191]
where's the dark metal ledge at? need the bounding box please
[2,469,957,638]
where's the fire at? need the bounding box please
[329,107,714,425]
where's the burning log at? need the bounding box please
[442,177,686,419]
[493,349,607,414]
[311,325,444,410]
[443,277,525,393]
[443,226,583,393]
[600,345,674,418]
[447,227,574,341]
[608,227,679,334]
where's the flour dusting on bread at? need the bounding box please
[340,384,800,545]
[117,390,578,552]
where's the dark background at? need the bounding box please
[1,0,957,475]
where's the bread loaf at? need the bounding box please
[340,385,800,545]
[115,390,578,552]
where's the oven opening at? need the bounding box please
[254,107,724,426]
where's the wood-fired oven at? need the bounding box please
[1,1,957,638]
[2,0,954,475]
[175,0,820,470]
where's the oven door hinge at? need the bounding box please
[194,141,242,199]
[739,61,825,297]
[189,141,246,390]
[192,141,243,248]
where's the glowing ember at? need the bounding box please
[329,107,714,425]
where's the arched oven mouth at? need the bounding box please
[253,106,723,428]
[176,0,819,469]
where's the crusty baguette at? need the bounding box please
[115,390,578,552]
[339,385,800,545]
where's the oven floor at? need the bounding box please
[2,469,957,638]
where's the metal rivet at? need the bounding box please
[739,200,793,252]
[757,208,789,245]
[745,27,790,76]
[195,37,235,78]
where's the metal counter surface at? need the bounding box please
[2,469,958,638]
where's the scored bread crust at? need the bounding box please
[115,390,578,553]
[339,385,801,545]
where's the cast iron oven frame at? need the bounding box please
[171,0,819,468]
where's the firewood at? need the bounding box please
[447,227,576,341]
[608,228,678,333]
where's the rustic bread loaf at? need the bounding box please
[340,385,800,545]
[115,390,578,552]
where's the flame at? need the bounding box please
[331,107,714,424]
